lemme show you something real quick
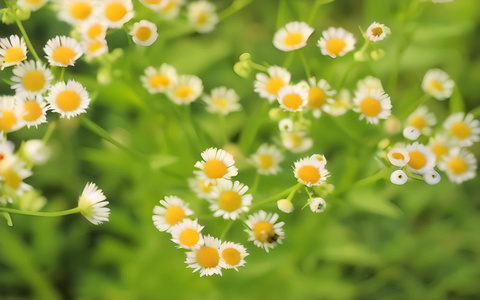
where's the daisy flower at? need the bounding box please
[281,131,313,153]
[309,197,326,213]
[166,74,203,105]
[44,36,83,67]
[353,87,392,125]
[317,27,356,58]
[406,142,436,175]
[438,148,477,184]
[245,210,285,253]
[188,176,216,200]
[82,39,108,60]
[254,66,291,103]
[58,0,96,26]
[22,139,51,165]
[219,242,248,271]
[129,20,159,46]
[139,0,168,10]
[194,147,238,182]
[323,88,351,116]
[293,155,330,187]
[209,179,252,220]
[170,219,204,250]
[429,133,452,162]
[15,92,48,128]
[152,195,194,232]
[0,96,24,132]
[365,22,391,42]
[0,35,27,69]
[141,64,178,94]
[405,106,437,135]
[203,86,241,115]
[159,0,184,19]
[100,0,134,28]
[77,182,109,225]
[11,60,53,95]
[357,76,384,92]
[185,235,223,277]
[387,146,410,167]
[46,80,91,119]
[16,0,48,11]
[443,112,480,147]
[187,1,218,34]
[80,19,108,41]
[250,143,284,175]
[273,21,314,52]
[306,77,336,118]
[277,84,308,112]
[390,169,408,185]
[0,157,32,196]
[422,69,454,100]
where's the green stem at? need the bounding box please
[354,167,392,189]
[0,207,80,217]
[400,93,430,121]
[251,182,303,210]
[59,67,66,82]
[219,0,253,21]
[220,220,234,240]
[307,0,323,24]
[282,51,295,69]
[219,114,229,145]
[250,172,260,195]
[42,120,56,145]
[299,51,312,79]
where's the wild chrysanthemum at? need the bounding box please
[309,197,326,213]
[11,60,53,95]
[219,242,248,271]
[194,148,238,182]
[188,176,216,200]
[209,179,252,220]
[46,80,91,119]
[0,96,24,133]
[429,133,452,162]
[245,210,285,253]
[323,88,351,116]
[273,21,314,52]
[254,66,291,103]
[250,144,284,175]
[357,76,384,92]
[100,0,134,28]
[281,131,313,153]
[438,148,476,184]
[203,87,241,115]
[185,235,223,276]
[406,142,436,175]
[58,0,96,26]
[166,74,203,105]
[306,77,336,118]
[443,112,480,147]
[17,0,48,11]
[187,1,218,33]
[0,157,32,195]
[78,182,110,225]
[405,106,437,136]
[365,22,391,42]
[141,64,178,94]
[82,39,108,59]
[44,36,83,67]
[153,195,194,232]
[277,84,308,112]
[15,92,48,128]
[422,69,454,100]
[80,20,108,41]
[387,146,410,167]
[170,219,204,250]
[317,27,356,58]
[0,35,27,69]
[159,0,184,19]
[294,155,330,187]
[130,20,159,46]
[353,87,392,125]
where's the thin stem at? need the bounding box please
[219,114,229,145]
[251,182,303,210]
[250,172,260,195]
[354,167,391,189]
[283,52,295,69]
[220,220,234,240]
[0,207,81,217]
[42,121,57,145]
[219,0,253,21]
[59,67,66,82]
[400,93,430,121]
[299,51,311,79]
[307,0,334,24]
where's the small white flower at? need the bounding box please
[219,242,248,271]
[353,87,392,125]
[46,80,91,119]
[245,210,285,253]
[277,199,294,213]
[78,182,110,225]
[44,36,83,67]
[158,0,184,19]
[438,148,477,184]
[294,155,330,187]
[188,176,216,200]
[209,179,252,220]
[80,19,109,42]
[423,169,441,185]
[323,88,351,116]
[405,106,437,135]
[11,60,53,95]
[194,147,238,182]
[254,66,291,103]
[185,235,223,277]
[406,142,436,175]
[203,86,241,115]
[403,126,421,140]
[422,69,454,100]
[306,77,336,118]
[82,39,109,60]
[129,20,159,46]
[0,155,32,195]
[100,0,134,28]
[0,96,24,132]
[357,76,384,92]
[152,195,194,232]
[17,0,48,11]
[58,0,96,26]
[309,197,326,213]
[250,144,284,175]
[387,147,410,167]
[365,22,391,42]
[0,35,27,69]
[317,27,356,58]
[429,133,452,162]
[167,74,203,105]
[22,139,51,165]
[15,92,49,128]
[277,84,308,112]
[273,21,314,52]
[443,112,480,147]
[170,219,204,250]
[278,118,294,132]
[141,64,178,94]
[390,170,408,185]
[281,131,313,153]
[187,1,218,33]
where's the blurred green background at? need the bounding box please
[1,0,480,299]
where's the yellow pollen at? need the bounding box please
[371,26,383,36]
[196,246,219,268]
[409,116,426,130]
[265,77,284,95]
[450,122,470,140]
[212,98,228,108]
[325,38,346,56]
[88,41,102,52]
[218,191,242,212]
[253,221,274,243]
[0,168,21,190]
[297,165,320,185]
[258,154,273,170]
[0,110,16,131]
[391,152,405,160]
[149,75,170,88]
[448,157,467,175]
[164,206,185,226]
[105,3,127,22]
[429,80,443,91]
[174,86,193,98]
[282,93,303,110]
[197,12,208,25]
[4,47,24,63]
[360,97,382,117]
[21,71,45,92]
[283,32,303,47]
[70,2,92,20]
[56,90,81,112]
[431,144,448,161]
[135,27,152,42]
[222,248,241,266]
[87,24,103,40]
[203,159,227,179]
[22,101,43,122]
[179,228,200,247]
[52,46,76,65]
[308,87,327,108]
[408,151,427,170]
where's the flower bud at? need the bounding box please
[277,199,294,213]
[390,170,408,185]
[309,197,326,213]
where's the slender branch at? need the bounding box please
[0,207,80,217]
[251,182,303,210]
[299,51,311,79]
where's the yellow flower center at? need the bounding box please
[447,157,467,175]
[52,46,76,65]
[325,38,346,56]
[56,90,81,112]
[163,1,175,12]
[88,41,102,52]
[258,154,273,170]
[135,27,152,42]
[70,2,92,20]
[222,248,241,266]
[164,206,185,226]
[179,228,200,247]
[408,151,426,170]
[360,97,381,117]
[253,221,274,243]
[431,144,448,161]
[308,87,327,108]
[0,168,21,190]
[283,32,303,47]
[25,0,42,3]
[196,246,219,268]
[265,77,284,95]
[218,191,242,212]
[371,26,383,36]
[87,24,103,40]
[0,110,16,131]
[4,47,24,63]
[174,86,193,99]
[203,159,227,179]
[212,98,228,108]
[391,152,405,160]
[196,12,208,25]
[22,101,43,122]
[21,71,45,92]
[429,80,443,91]
[297,165,320,185]
[409,116,426,130]
[450,122,470,140]
[282,93,303,110]
[149,75,170,88]
[200,180,213,193]
[105,3,127,22]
